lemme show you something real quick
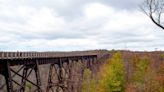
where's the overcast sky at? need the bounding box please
[0,0,164,51]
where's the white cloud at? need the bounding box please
[84,3,114,18]
[0,1,164,51]
[25,7,66,33]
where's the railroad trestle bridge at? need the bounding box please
[0,50,109,92]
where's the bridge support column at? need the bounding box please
[67,60,74,92]
[34,60,42,92]
[46,59,69,92]
[20,60,42,92]
[2,61,14,92]
[86,58,93,70]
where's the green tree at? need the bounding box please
[99,52,126,92]
[82,52,127,92]
[81,69,97,92]
[131,56,162,92]
[131,56,150,92]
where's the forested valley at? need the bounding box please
[81,51,164,92]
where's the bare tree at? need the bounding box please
[140,0,164,30]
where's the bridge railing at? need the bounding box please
[0,51,104,59]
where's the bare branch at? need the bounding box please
[141,0,164,30]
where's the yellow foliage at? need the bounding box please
[82,52,125,92]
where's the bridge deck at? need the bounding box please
[0,51,105,66]
[0,51,99,59]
